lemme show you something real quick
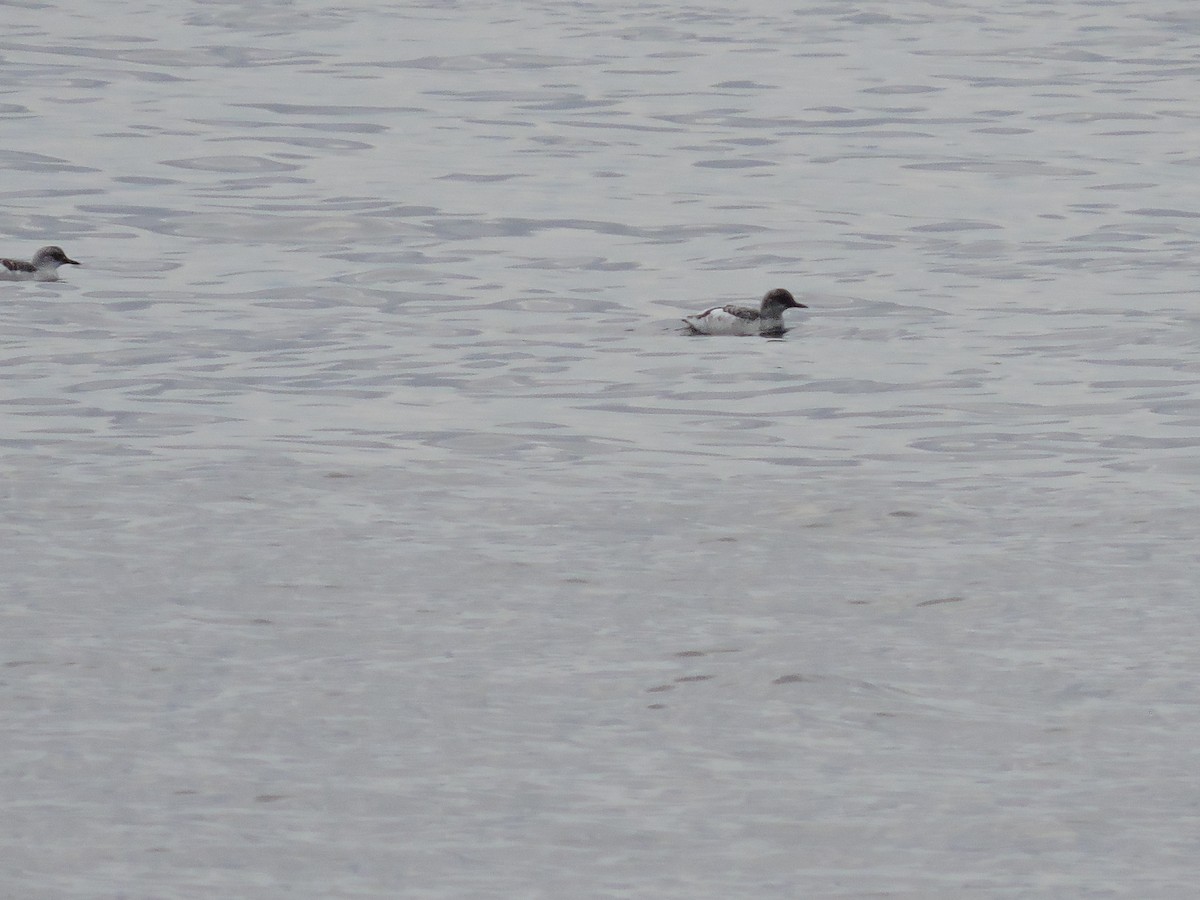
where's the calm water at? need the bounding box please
[3,1,1200,896]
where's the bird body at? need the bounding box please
[683,288,807,335]
[0,246,81,281]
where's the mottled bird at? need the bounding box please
[683,288,807,336]
[0,246,81,281]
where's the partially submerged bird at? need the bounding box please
[682,288,807,336]
[0,246,81,281]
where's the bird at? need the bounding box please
[0,246,81,281]
[682,288,807,336]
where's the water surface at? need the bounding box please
[3,1,1200,897]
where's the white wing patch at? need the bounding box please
[683,306,763,335]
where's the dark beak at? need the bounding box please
[65,257,80,266]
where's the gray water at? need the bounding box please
[3,1,1200,897]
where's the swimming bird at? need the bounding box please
[683,288,807,336]
[0,246,81,281]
